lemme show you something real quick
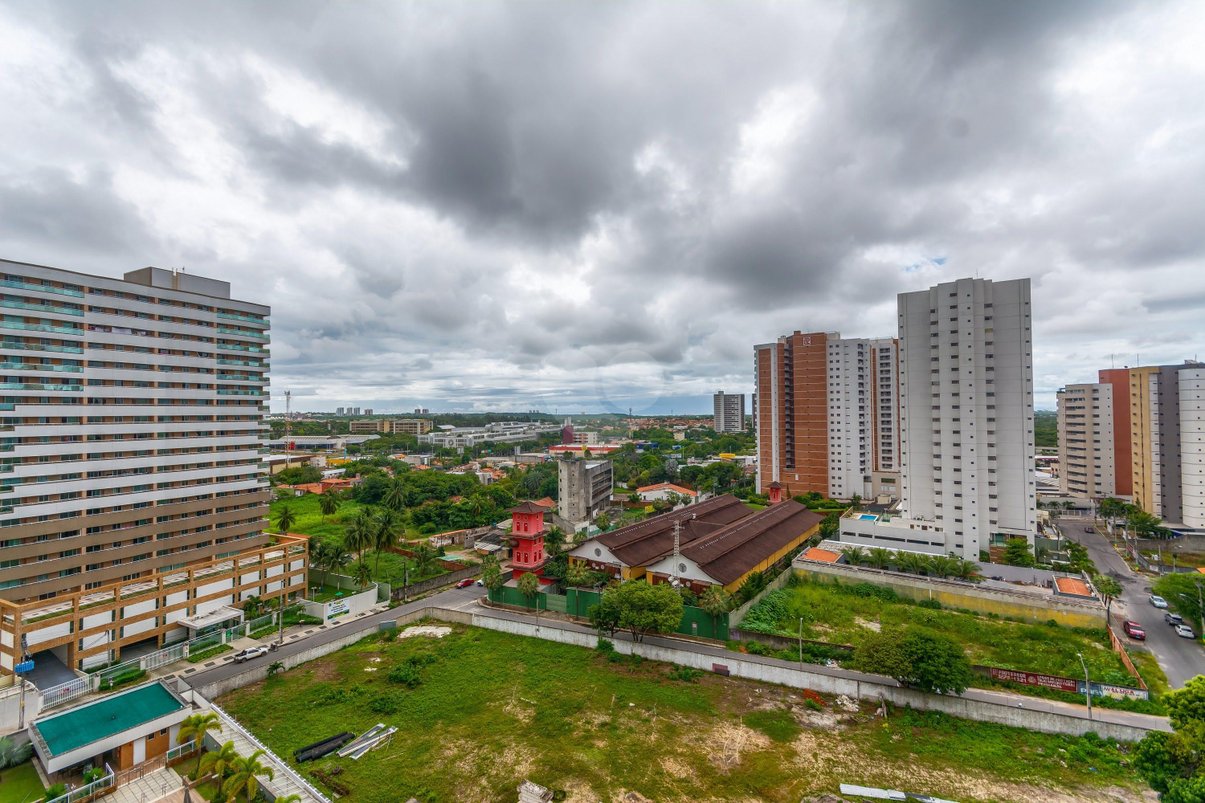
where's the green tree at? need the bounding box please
[1134,675,1205,797]
[198,740,240,782]
[383,477,407,512]
[318,492,340,521]
[176,712,220,774]
[867,548,894,570]
[241,596,264,618]
[595,512,611,531]
[855,629,972,695]
[564,561,591,589]
[266,660,284,678]
[588,594,621,637]
[352,559,373,590]
[1093,575,1123,621]
[1128,509,1168,539]
[1098,496,1126,524]
[222,748,275,802]
[1002,538,1036,567]
[894,551,927,576]
[274,504,297,534]
[373,509,402,576]
[412,543,438,577]
[698,585,733,634]
[344,511,376,563]
[481,555,504,593]
[844,546,868,567]
[516,572,540,605]
[604,580,684,642]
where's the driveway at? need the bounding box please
[1059,514,1202,689]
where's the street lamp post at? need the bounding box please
[1179,583,1204,636]
[1076,652,1092,721]
[798,617,804,671]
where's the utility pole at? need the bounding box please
[1076,652,1092,721]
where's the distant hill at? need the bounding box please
[1035,410,1057,448]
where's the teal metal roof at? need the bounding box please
[33,682,185,756]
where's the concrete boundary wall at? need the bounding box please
[190,604,1164,744]
[458,612,1163,742]
[793,562,1105,627]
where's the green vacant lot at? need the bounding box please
[0,761,44,803]
[217,623,1146,802]
[740,578,1140,686]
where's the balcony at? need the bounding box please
[0,279,84,298]
[216,311,267,325]
[0,340,83,354]
[0,362,83,373]
[0,382,82,391]
[216,327,269,340]
[0,320,83,336]
[0,298,83,316]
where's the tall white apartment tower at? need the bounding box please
[898,277,1036,559]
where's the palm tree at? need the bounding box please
[1094,575,1123,622]
[318,492,340,521]
[954,559,980,581]
[413,543,438,577]
[698,586,734,636]
[176,712,220,775]
[344,511,376,563]
[373,509,401,576]
[844,546,867,566]
[928,555,959,578]
[383,478,407,512]
[310,540,348,589]
[198,740,239,783]
[221,749,275,802]
[274,504,297,534]
[352,559,373,590]
[895,551,926,576]
[867,548,894,570]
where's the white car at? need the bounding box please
[232,646,270,663]
[1174,624,1197,639]
[1149,594,1169,609]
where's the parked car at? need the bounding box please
[475,579,484,587]
[1150,594,1169,608]
[1174,624,1197,639]
[455,578,475,589]
[1122,620,1146,640]
[1084,526,1095,533]
[1165,612,1184,626]
[232,646,270,663]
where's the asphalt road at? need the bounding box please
[185,581,1168,733]
[1059,514,1203,689]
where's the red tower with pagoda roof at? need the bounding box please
[767,481,785,505]
[509,501,553,584]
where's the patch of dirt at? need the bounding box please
[700,722,771,773]
[659,755,697,784]
[854,616,881,632]
[399,625,452,639]
[308,658,340,682]
[562,779,602,803]
[500,692,537,724]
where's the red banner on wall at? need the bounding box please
[988,667,1080,693]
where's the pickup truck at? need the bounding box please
[232,646,270,663]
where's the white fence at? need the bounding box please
[40,675,91,709]
[44,763,114,803]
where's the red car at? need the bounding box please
[1122,620,1146,640]
[456,578,475,589]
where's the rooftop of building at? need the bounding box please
[677,500,825,585]
[32,681,187,757]
[580,495,752,568]
[635,482,699,496]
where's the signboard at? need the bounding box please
[14,660,34,674]
[988,667,1079,693]
[327,599,349,618]
[1092,682,1150,701]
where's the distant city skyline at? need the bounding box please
[1,3,1202,415]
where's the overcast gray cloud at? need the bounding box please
[0,0,1202,413]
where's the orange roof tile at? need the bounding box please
[802,547,841,564]
[1055,576,1095,597]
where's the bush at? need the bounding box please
[804,698,823,711]
[313,685,366,706]
[368,693,401,714]
[668,666,703,683]
[43,784,68,802]
[186,644,233,664]
[596,638,615,654]
[917,599,942,610]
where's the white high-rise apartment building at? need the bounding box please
[824,337,900,499]
[1057,383,1115,501]
[0,260,271,601]
[897,277,1036,558]
[1180,368,1205,528]
[712,391,745,434]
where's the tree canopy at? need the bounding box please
[601,580,685,642]
[855,629,973,695]
[1135,675,1205,800]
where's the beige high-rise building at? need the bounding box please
[1056,384,1115,501]
[0,259,307,673]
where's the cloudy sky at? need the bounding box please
[1,1,1203,414]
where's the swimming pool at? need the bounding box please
[858,513,879,521]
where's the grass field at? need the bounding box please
[217,623,1148,803]
[740,578,1137,685]
[0,761,44,803]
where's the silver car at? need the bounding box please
[1174,624,1197,639]
[1149,594,1169,608]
